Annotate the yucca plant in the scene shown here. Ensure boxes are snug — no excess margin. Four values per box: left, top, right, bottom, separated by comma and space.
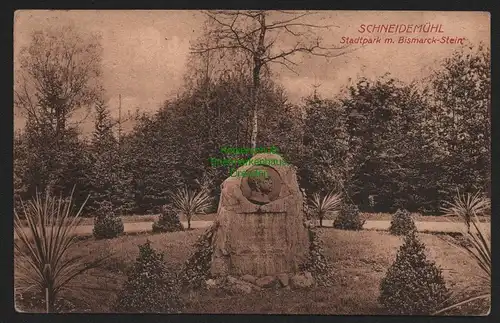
309, 191, 342, 227
434, 213, 491, 315
441, 189, 490, 233
14, 188, 109, 312
170, 186, 212, 230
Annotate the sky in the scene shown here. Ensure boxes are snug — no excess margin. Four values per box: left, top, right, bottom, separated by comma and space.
13, 10, 490, 133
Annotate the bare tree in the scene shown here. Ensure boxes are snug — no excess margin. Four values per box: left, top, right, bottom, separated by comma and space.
14, 24, 103, 141
191, 10, 353, 150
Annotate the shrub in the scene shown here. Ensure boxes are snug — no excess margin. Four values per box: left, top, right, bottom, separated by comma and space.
434, 213, 490, 315
152, 205, 184, 233
179, 222, 219, 288
114, 240, 181, 313
171, 186, 212, 229
14, 188, 108, 313
300, 228, 335, 287
441, 189, 490, 233
333, 204, 365, 230
379, 231, 450, 314
92, 201, 124, 239
309, 191, 342, 227
389, 209, 417, 235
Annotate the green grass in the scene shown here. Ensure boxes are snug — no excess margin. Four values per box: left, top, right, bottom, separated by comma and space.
15, 228, 489, 314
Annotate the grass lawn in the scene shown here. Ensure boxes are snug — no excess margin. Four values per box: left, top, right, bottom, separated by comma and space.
74, 212, 489, 226
15, 228, 488, 314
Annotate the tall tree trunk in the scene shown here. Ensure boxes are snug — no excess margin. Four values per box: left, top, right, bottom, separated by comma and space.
250, 12, 266, 152
250, 64, 261, 152
250, 94, 259, 151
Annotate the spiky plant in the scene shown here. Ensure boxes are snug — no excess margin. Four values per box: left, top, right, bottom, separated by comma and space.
14, 188, 109, 312
434, 213, 491, 315
441, 189, 490, 233
170, 186, 212, 230
309, 191, 342, 227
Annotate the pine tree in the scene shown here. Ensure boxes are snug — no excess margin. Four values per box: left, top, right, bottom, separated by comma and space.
379, 231, 450, 314
114, 241, 181, 313
333, 204, 365, 230
152, 205, 184, 233
88, 100, 119, 212
92, 200, 124, 239
389, 209, 417, 236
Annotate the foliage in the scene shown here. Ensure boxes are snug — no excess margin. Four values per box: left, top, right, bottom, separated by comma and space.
114, 241, 181, 313
428, 43, 491, 204
441, 189, 490, 232
87, 100, 136, 215
193, 10, 347, 150
152, 205, 184, 233
389, 209, 417, 236
14, 24, 103, 134
13, 36, 490, 217
301, 228, 335, 287
379, 231, 450, 314
92, 201, 124, 239
434, 214, 490, 314
342, 75, 432, 212
14, 24, 101, 210
179, 222, 219, 288
16, 123, 93, 208
308, 190, 342, 227
333, 204, 365, 230
14, 188, 108, 313
14, 132, 29, 214
170, 186, 212, 230
300, 94, 354, 195
126, 113, 182, 213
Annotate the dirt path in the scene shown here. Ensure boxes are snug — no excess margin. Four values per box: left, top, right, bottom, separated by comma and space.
16, 219, 488, 239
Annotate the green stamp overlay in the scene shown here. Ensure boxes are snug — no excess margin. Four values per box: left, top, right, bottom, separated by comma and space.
209, 146, 287, 177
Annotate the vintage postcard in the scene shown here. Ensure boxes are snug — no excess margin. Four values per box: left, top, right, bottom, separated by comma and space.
13, 10, 490, 315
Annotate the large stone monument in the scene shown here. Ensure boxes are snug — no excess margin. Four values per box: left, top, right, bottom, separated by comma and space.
210, 153, 310, 278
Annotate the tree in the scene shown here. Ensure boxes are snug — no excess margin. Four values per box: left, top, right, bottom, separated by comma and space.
15, 24, 103, 141
342, 75, 430, 212
428, 43, 491, 203
300, 93, 354, 196
191, 10, 351, 150
14, 24, 103, 202
88, 100, 136, 214
88, 100, 118, 212
14, 131, 28, 212
379, 231, 449, 314
114, 241, 181, 313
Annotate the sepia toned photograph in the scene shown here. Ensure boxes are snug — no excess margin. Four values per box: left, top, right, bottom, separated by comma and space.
13, 10, 490, 315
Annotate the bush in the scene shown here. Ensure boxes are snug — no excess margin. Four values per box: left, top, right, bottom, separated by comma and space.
179, 222, 218, 288
379, 231, 450, 314
152, 205, 184, 233
92, 201, 124, 239
389, 209, 417, 235
114, 240, 181, 313
333, 204, 365, 230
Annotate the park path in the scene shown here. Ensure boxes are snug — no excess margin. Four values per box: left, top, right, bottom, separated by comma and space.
15, 219, 488, 239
